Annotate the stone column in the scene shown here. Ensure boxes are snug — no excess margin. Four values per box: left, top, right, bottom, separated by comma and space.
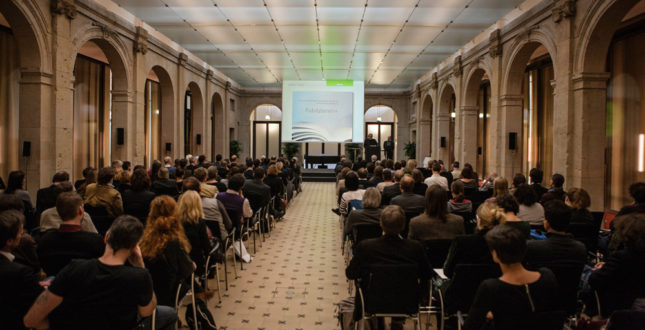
435, 114, 451, 163
416, 118, 431, 160
111, 90, 135, 162
132, 27, 148, 165
176, 53, 186, 158
204, 70, 213, 158
571, 72, 611, 210
498, 95, 523, 178
460, 105, 479, 167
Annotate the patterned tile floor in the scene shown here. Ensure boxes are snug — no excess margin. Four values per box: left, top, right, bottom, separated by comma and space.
204, 182, 436, 330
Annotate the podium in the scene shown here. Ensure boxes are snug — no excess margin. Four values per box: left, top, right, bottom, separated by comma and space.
365, 145, 380, 160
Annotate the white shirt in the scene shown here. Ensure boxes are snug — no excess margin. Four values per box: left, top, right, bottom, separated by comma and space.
424, 173, 449, 191
339, 189, 366, 216
0, 250, 15, 262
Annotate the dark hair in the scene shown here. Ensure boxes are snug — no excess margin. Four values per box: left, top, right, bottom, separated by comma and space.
432, 162, 441, 172
411, 169, 424, 183
253, 167, 266, 179
425, 185, 449, 221
566, 188, 590, 210
461, 166, 474, 180
453, 161, 460, 168
5, 171, 25, 194
56, 192, 83, 221
130, 169, 151, 191
107, 215, 144, 252
357, 168, 368, 179
52, 171, 70, 183
207, 166, 218, 180
383, 169, 393, 181
122, 161, 132, 171
552, 173, 565, 188
513, 184, 537, 206
400, 175, 414, 192
82, 167, 95, 179
0, 210, 23, 249
496, 193, 519, 214
151, 161, 162, 181
373, 166, 383, 179
175, 167, 185, 179
485, 225, 527, 264
614, 213, 645, 253
629, 182, 645, 203
529, 168, 543, 184
544, 199, 572, 231
194, 167, 208, 182
451, 180, 465, 203
0, 194, 25, 212
512, 173, 526, 187
380, 205, 406, 235
228, 174, 246, 191
216, 154, 222, 162
158, 167, 169, 179
345, 172, 359, 191
179, 158, 188, 169
198, 155, 206, 163
97, 167, 115, 185
182, 177, 201, 193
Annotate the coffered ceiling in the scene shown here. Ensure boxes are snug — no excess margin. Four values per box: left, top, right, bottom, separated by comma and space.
114, 0, 526, 88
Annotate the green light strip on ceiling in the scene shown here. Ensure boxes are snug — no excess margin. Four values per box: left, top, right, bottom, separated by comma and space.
326, 80, 354, 86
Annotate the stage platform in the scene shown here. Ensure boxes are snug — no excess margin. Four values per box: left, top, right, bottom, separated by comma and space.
301, 168, 336, 182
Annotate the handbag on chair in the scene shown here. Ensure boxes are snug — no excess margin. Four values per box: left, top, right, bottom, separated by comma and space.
185, 298, 217, 330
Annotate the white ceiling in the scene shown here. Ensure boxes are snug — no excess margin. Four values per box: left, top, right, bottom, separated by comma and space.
114, 0, 525, 88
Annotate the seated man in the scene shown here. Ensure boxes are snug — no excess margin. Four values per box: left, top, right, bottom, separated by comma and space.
182, 177, 232, 242
84, 167, 123, 218
216, 174, 253, 262
38, 192, 105, 276
24, 215, 176, 330
0, 210, 43, 329
390, 176, 425, 214
424, 162, 449, 191
346, 205, 430, 330
36, 171, 70, 216
205, 166, 227, 193
151, 167, 179, 199
243, 167, 271, 214
39, 182, 97, 233
381, 170, 404, 206
194, 167, 218, 198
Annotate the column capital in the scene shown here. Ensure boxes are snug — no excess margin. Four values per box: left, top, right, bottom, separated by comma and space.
572, 72, 611, 90
51, 0, 77, 20
460, 105, 479, 116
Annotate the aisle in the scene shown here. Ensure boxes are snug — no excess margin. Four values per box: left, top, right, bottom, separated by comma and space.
210, 182, 346, 330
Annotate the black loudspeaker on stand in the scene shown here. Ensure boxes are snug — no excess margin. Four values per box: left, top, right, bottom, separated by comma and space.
117, 128, 125, 145
508, 132, 517, 150
165, 143, 172, 152
22, 141, 31, 157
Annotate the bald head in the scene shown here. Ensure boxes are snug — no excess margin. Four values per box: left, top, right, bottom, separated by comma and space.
400, 175, 414, 193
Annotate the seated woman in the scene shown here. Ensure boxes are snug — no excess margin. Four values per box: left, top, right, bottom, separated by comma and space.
457, 166, 478, 190
344, 187, 382, 237
443, 201, 504, 278
2, 170, 36, 230
339, 172, 365, 217
408, 185, 464, 241
140, 195, 194, 306
514, 184, 545, 226
448, 180, 472, 214
178, 191, 211, 276
464, 225, 560, 330
486, 177, 509, 202
589, 213, 645, 318
497, 193, 530, 238
565, 188, 594, 225
412, 169, 429, 196
121, 169, 155, 224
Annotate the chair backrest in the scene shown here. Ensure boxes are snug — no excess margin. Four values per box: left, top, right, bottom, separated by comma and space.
543, 263, 584, 315
451, 211, 476, 234
361, 263, 420, 316
567, 222, 599, 252
403, 210, 421, 237
501, 310, 567, 330
352, 224, 382, 245
83, 204, 113, 236
422, 239, 453, 268
445, 263, 501, 313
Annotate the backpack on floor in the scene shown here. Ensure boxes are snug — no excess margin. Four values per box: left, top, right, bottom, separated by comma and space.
185, 298, 217, 330
335, 296, 356, 330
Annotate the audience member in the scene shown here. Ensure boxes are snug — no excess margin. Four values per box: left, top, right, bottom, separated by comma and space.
174, 167, 185, 192
76, 167, 97, 198
514, 184, 545, 226
497, 193, 530, 237
616, 182, 645, 216
464, 225, 560, 330
265, 165, 284, 199
84, 167, 124, 218
0, 210, 42, 329
490, 177, 509, 200
529, 168, 548, 201
540, 173, 566, 204
74, 167, 93, 190
411, 169, 428, 195
409, 185, 464, 241
151, 167, 180, 199
376, 169, 394, 193
39, 182, 97, 233
178, 191, 211, 276
565, 188, 593, 224
217, 174, 253, 262
510, 173, 527, 195
448, 180, 472, 213
122, 169, 155, 224
336, 167, 351, 197
150, 160, 162, 183
357, 168, 374, 189
141, 196, 194, 307
194, 167, 218, 198
424, 162, 449, 191
36, 171, 70, 216
381, 169, 404, 206
0, 195, 39, 272
344, 187, 382, 237
38, 192, 105, 276
458, 166, 479, 190
339, 172, 365, 216
479, 172, 498, 192
439, 160, 454, 188
3, 170, 35, 229
243, 167, 271, 214
368, 166, 384, 186
391, 176, 425, 214
206, 166, 227, 193
451, 161, 461, 180
182, 177, 232, 242
163, 156, 175, 178
24, 215, 175, 330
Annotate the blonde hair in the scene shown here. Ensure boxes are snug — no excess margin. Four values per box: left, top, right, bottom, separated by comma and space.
276, 161, 284, 171
178, 190, 204, 224
362, 187, 382, 209
406, 159, 417, 172
493, 177, 509, 198
476, 200, 506, 230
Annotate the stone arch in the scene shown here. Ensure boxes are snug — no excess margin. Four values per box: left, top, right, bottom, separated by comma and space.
185, 81, 204, 155
438, 83, 456, 115
144, 65, 174, 164
211, 91, 225, 159
420, 93, 434, 121
463, 66, 492, 108
0, 0, 48, 71
502, 31, 558, 96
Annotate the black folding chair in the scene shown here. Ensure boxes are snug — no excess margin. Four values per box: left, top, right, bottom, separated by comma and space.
542, 263, 584, 317
352, 224, 382, 248
451, 211, 475, 234
83, 204, 114, 236
567, 222, 600, 252
357, 264, 422, 329
423, 239, 453, 269
403, 210, 422, 237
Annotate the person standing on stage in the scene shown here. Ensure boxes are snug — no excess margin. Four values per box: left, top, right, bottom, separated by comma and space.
383, 136, 394, 160
364, 133, 379, 160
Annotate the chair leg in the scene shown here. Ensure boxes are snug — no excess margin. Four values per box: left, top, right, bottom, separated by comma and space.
190, 275, 198, 330
252, 225, 257, 254
224, 256, 229, 291
239, 239, 244, 271
231, 246, 238, 279
215, 263, 222, 303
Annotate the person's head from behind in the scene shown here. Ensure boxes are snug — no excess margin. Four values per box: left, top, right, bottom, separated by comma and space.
357, 168, 368, 179
158, 167, 169, 180
267, 164, 278, 176
411, 169, 424, 183
493, 177, 509, 197
614, 213, 645, 254
194, 167, 208, 183
629, 182, 645, 204
380, 205, 405, 236
105, 215, 144, 253
253, 167, 266, 180
383, 169, 393, 182
425, 185, 448, 221
175, 167, 185, 180
6, 170, 25, 193
485, 225, 527, 266
216, 154, 222, 162
514, 184, 537, 207
460, 166, 474, 180
97, 167, 115, 185
451, 180, 465, 202
496, 193, 519, 215
529, 168, 543, 184
512, 173, 526, 188
147, 195, 178, 224
0, 194, 25, 213
52, 171, 70, 184
476, 201, 506, 230
56, 192, 84, 222
400, 175, 414, 193
207, 166, 218, 181
0, 210, 24, 252
345, 172, 359, 191
432, 162, 441, 173
362, 187, 381, 210
198, 155, 206, 164
393, 170, 404, 182
565, 188, 590, 211
182, 176, 201, 194
373, 166, 384, 179
177, 190, 204, 224
543, 199, 571, 232
130, 169, 151, 191
228, 174, 246, 192
551, 173, 565, 188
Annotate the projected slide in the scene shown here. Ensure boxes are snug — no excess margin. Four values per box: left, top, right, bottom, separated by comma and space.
291, 91, 353, 142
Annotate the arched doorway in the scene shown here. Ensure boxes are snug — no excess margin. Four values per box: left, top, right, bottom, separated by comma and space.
365, 105, 397, 160
464, 68, 492, 177
419, 95, 433, 159
184, 82, 203, 156
250, 104, 282, 159
0, 13, 19, 181
438, 85, 456, 164
144, 66, 174, 167
211, 92, 225, 159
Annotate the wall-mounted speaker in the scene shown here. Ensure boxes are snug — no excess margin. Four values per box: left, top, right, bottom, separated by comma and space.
22, 141, 31, 157
509, 132, 517, 150
440, 137, 446, 148
117, 128, 125, 145
165, 143, 172, 152
477, 147, 482, 155
196, 134, 202, 145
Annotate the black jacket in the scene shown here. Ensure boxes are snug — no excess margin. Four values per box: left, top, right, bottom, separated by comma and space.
151, 179, 180, 199
381, 182, 401, 206
122, 189, 156, 223
264, 174, 284, 197
36, 184, 59, 215
391, 192, 425, 214
243, 179, 271, 213
0, 254, 43, 329
443, 230, 494, 278
525, 232, 587, 270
